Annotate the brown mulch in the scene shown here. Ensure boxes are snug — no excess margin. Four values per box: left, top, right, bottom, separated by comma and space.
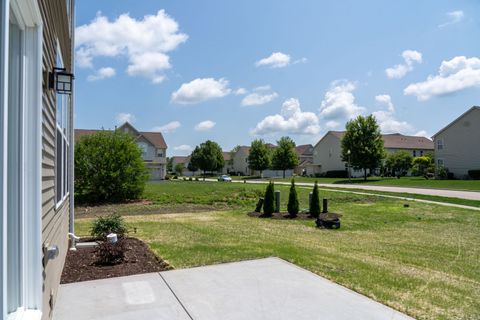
247, 211, 315, 220
60, 237, 172, 284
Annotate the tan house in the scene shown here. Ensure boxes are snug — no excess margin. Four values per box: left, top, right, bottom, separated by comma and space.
1, 0, 75, 319
312, 131, 434, 177
432, 106, 480, 178
75, 122, 168, 180
295, 144, 314, 175
171, 151, 232, 176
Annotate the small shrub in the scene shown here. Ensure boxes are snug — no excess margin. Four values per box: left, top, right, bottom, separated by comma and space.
436, 166, 448, 180
94, 239, 126, 265
173, 175, 178, 179
183, 177, 187, 181
164, 175, 171, 180
468, 169, 480, 180
189, 177, 193, 181
310, 181, 321, 218
263, 182, 275, 216
324, 170, 348, 178
195, 177, 199, 181
91, 213, 127, 239
287, 179, 299, 217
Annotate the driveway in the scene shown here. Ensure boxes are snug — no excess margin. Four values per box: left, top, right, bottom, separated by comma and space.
53, 257, 413, 320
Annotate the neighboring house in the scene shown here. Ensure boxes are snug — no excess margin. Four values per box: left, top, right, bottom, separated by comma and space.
1, 1, 75, 319
312, 131, 434, 177
432, 106, 480, 178
295, 144, 313, 175
222, 151, 234, 174
171, 156, 192, 175
75, 122, 168, 180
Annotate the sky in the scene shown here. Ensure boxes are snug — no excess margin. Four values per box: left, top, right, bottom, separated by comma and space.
74, 0, 480, 156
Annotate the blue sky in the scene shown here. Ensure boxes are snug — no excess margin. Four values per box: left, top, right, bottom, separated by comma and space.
74, 0, 480, 156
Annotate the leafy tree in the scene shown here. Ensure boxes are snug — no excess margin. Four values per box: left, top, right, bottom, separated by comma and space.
287, 179, 299, 217
248, 139, 271, 177
166, 157, 174, 173
309, 181, 321, 218
412, 155, 434, 178
229, 145, 241, 167
189, 140, 224, 180
174, 163, 184, 176
263, 182, 275, 217
385, 151, 413, 177
341, 115, 385, 180
271, 136, 299, 178
187, 159, 198, 176
75, 130, 148, 204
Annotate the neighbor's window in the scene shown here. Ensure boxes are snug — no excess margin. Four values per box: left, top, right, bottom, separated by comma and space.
138, 142, 148, 157
437, 159, 444, 167
413, 150, 416, 157
55, 42, 70, 206
437, 139, 444, 150
157, 149, 164, 157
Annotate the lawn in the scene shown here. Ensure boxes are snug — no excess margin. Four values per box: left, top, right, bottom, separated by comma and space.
269, 176, 480, 191
75, 181, 480, 320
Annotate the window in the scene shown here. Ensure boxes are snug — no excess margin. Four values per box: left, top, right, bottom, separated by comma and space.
437, 159, 444, 167
55, 42, 70, 207
437, 139, 444, 150
138, 142, 148, 157
413, 150, 416, 157
157, 149, 164, 157
420, 150, 423, 156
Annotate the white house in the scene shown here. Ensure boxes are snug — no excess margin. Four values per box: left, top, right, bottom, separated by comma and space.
1, 0, 75, 319
432, 106, 480, 178
312, 131, 434, 177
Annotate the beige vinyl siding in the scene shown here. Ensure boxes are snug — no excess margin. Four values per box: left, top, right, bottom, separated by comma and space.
39, 0, 73, 319
313, 133, 345, 173
434, 108, 480, 178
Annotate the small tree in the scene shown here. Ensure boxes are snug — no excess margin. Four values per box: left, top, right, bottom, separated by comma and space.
189, 141, 224, 180
271, 136, 299, 178
385, 151, 413, 177
309, 181, 321, 218
166, 157, 174, 173
412, 155, 434, 178
75, 130, 149, 204
248, 139, 271, 177
341, 115, 385, 180
287, 179, 299, 217
174, 163, 184, 176
187, 160, 198, 176
263, 182, 275, 217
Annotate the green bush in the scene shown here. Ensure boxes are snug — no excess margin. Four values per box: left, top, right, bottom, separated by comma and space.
468, 169, 480, 180
90, 213, 128, 239
310, 181, 321, 218
94, 239, 126, 265
436, 166, 448, 180
263, 182, 275, 216
325, 170, 348, 178
75, 131, 148, 204
287, 179, 299, 217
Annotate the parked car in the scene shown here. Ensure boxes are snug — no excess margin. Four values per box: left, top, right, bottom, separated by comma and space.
218, 174, 232, 182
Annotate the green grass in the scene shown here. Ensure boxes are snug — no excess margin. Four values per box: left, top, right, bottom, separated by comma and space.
271, 176, 480, 191
75, 181, 480, 320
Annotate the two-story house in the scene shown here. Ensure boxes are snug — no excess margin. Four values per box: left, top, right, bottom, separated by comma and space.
75, 122, 168, 180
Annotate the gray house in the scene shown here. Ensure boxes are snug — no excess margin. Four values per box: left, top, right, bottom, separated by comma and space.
432, 106, 480, 178
75, 122, 168, 180
1, 0, 75, 319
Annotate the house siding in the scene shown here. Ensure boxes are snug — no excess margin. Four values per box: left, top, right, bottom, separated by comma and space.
313, 133, 345, 173
434, 108, 480, 178
39, 0, 73, 319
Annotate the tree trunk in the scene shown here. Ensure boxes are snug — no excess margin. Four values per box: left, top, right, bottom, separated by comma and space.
203, 170, 206, 181
364, 168, 367, 181
283, 170, 286, 179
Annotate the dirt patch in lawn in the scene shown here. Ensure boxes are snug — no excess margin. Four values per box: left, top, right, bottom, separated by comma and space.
61, 237, 171, 284
247, 211, 315, 220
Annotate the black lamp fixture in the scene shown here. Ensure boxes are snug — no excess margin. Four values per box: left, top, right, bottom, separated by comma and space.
49, 67, 74, 94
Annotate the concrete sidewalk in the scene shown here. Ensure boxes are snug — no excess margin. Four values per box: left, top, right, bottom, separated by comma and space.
53, 258, 414, 320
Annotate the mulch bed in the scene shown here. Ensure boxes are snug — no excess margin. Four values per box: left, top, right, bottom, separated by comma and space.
247, 211, 315, 220
61, 237, 172, 284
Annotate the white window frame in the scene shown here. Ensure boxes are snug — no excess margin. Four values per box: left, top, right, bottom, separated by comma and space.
437, 159, 444, 167
1, 0, 43, 319
55, 41, 70, 209
437, 139, 444, 150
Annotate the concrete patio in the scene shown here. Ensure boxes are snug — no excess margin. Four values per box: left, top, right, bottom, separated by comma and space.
53, 257, 414, 320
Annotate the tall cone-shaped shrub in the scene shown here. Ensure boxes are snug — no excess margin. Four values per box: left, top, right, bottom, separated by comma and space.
310, 181, 321, 218
263, 182, 275, 217
287, 179, 299, 217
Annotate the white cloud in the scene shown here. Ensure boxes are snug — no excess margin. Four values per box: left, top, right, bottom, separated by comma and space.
372, 94, 415, 134
194, 120, 216, 131
251, 98, 320, 135
404, 56, 480, 100
116, 113, 135, 124
171, 78, 231, 104
414, 130, 429, 138
241, 92, 278, 106
374, 94, 394, 112
326, 120, 340, 129
87, 67, 116, 81
234, 88, 247, 95
319, 80, 366, 121
385, 50, 423, 79
174, 144, 193, 152
151, 121, 181, 133
438, 10, 464, 28
253, 85, 271, 91
255, 52, 291, 68
75, 10, 188, 83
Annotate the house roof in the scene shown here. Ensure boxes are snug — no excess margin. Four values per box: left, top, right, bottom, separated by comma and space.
295, 144, 313, 156
222, 152, 232, 161
74, 123, 168, 149
171, 156, 190, 164
315, 130, 433, 150
432, 106, 480, 138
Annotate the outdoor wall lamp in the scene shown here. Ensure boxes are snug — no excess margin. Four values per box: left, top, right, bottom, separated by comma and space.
49, 67, 74, 94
